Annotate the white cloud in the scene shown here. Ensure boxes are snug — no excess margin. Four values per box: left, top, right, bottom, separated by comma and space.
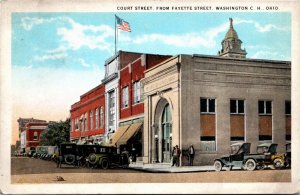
56, 18, 114, 52
33, 53, 67, 62
234, 18, 290, 33
20, 17, 57, 31
250, 50, 287, 60
129, 22, 228, 49
77, 58, 90, 68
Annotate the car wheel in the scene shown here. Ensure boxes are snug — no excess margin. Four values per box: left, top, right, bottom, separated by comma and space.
273, 158, 284, 169
101, 158, 109, 169
214, 160, 223, 172
88, 153, 98, 165
65, 155, 75, 165
245, 159, 256, 171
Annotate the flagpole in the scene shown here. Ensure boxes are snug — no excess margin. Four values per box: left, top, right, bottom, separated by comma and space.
115, 15, 117, 54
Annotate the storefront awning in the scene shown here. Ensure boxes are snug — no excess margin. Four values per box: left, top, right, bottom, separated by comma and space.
106, 125, 130, 146
117, 123, 142, 146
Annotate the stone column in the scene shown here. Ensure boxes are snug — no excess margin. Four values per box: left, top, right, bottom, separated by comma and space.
273, 97, 286, 153
216, 95, 230, 154
246, 97, 259, 153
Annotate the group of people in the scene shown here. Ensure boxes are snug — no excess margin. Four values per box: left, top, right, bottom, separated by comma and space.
171, 144, 195, 167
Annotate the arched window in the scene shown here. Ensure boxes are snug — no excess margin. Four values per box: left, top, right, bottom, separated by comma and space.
100, 107, 104, 128
95, 108, 99, 129
90, 111, 93, 130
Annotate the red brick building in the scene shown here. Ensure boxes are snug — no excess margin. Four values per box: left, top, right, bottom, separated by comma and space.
69, 51, 171, 154
70, 84, 106, 144
21, 122, 48, 153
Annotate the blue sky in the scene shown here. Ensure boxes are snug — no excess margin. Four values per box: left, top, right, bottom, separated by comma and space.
11, 12, 291, 143
12, 12, 291, 70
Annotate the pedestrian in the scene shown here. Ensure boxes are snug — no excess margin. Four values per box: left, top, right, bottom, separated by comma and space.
188, 144, 195, 166
121, 147, 129, 165
175, 145, 181, 167
171, 147, 177, 167
131, 148, 137, 164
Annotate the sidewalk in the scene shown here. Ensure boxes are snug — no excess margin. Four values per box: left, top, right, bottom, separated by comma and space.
128, 163, 215, 173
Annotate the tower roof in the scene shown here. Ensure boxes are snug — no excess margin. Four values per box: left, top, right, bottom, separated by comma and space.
224, 18, 239, 40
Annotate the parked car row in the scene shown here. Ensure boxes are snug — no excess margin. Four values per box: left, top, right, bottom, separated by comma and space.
28, 143, 129, 169
214, 142, 291, 171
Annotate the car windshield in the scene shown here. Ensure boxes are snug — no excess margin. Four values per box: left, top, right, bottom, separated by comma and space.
257, 146, 269, 154
231, 145, 241, 154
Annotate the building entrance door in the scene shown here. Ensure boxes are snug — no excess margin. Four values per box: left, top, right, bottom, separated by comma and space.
161, 104, 172, 163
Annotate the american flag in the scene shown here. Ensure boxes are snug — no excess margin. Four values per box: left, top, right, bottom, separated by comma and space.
116, 16, 131, 32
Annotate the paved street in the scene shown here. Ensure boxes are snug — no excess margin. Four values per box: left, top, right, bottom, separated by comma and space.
11, 157, 291, 183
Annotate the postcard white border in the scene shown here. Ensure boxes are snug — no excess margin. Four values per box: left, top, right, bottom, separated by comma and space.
1, 0, 299, 194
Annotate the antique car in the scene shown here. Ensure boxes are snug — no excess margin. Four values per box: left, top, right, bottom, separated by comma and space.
87, 146, 129, 169
57, 143, 78, 167
214, 142, 284, 171
256, 143, 285, 169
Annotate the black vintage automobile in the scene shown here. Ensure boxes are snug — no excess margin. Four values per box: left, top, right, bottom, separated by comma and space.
87, 146, 129, 169
57, 143, 129, 169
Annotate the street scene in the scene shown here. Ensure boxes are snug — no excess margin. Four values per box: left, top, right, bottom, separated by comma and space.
12, 157, 291, 183
9, 9, 292, 188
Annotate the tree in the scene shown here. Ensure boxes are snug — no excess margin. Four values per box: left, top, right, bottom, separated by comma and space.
40, 118, 70, 146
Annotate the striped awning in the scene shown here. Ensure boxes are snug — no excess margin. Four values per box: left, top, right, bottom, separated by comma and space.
117, 123, 142, 146
105, 125, 130, 146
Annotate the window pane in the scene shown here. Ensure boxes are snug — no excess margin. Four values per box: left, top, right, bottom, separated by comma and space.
209, 99, 215, 113
285, 101, 291, 115
230, 100, 236, 113
200, 98, 207, 112
258, 101, 264, 114
266, 101, 272, 114
238, 100, 244, 114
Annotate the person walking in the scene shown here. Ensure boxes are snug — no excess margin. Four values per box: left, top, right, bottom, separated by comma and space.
131, 148, 137, 164
175, 145, 181, 167
188, 144, 195, 166
171, 147, 177, 167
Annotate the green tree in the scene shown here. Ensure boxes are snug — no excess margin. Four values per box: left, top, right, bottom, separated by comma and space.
40, 118, 70, 146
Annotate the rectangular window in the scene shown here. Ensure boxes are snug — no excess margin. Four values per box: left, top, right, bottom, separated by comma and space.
33, 132, 38, 141
200, 98, 215, 113
259, 100, 272, 141
108, 91, 115, 126
200, 97, 216, 151
258, 100, 272, 115
133, 81, 141, 104
122, 87, 129, 108
230, 99, 244, 114
286, 101, 291, 140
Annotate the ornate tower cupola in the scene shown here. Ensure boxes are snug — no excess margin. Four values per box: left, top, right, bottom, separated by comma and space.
218, 18, 247, 58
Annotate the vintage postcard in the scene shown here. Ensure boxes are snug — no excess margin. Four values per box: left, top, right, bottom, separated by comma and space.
0, 0, 299, 194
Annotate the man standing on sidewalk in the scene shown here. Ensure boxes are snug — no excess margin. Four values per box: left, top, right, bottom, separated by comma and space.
188, 144, 195, 166
171, 147, 177, 166
175, 145, 181, 167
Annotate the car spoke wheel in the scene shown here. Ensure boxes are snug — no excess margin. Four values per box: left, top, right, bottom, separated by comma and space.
214, 160, 223, 172
273, 158, 283, 169
245, 159, 256, 171
88, 153, 98, 165
101, 158, 109, 169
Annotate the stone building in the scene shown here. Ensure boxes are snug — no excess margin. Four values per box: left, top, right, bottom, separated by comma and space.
142, 18, 291, 165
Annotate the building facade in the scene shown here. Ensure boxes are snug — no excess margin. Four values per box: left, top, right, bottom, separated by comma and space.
17, 117, 47, 153
142, 19, 291, 165
21, 122, 49, 153
70, 84, 106, 144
